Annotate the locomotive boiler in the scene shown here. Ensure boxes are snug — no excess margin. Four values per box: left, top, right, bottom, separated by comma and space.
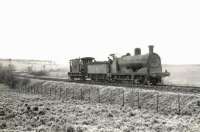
68, 45, 169, 85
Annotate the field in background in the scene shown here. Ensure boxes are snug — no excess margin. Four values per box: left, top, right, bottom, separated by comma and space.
1, 58, 200, 86
163, 65, 200, 86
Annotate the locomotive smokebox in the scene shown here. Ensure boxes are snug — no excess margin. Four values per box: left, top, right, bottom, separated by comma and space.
134, 48, 141, 56
149, 45, 154, 54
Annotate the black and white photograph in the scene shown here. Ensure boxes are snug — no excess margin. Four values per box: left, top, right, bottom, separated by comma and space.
1, 0, 200, 131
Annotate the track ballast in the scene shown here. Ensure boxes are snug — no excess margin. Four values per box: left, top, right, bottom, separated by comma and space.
15, 74, 200, 94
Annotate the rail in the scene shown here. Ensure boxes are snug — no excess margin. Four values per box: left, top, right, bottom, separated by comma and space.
15, 74, 200, 94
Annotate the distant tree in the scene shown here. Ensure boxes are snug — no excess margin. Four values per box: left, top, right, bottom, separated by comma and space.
0, 64, 19, 88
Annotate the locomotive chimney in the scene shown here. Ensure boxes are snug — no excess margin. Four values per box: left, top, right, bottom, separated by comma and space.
149, 45, 154, 54
134, 48, 141, 56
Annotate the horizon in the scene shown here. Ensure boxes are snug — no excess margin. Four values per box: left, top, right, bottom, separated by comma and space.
1, 57, 200, 66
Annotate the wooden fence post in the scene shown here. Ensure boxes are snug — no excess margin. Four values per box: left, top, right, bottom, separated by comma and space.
23, 85, 25, 93
25, 85, 27, 93
72, 88, 74, 99
42, 85, 44, 95
27, 85, 29, 93
131, 89, 134, 108
110, 90, 112, 104
39, 86, 41, 95
59, 87, 62, 100
98, 88, 100, 103
55, 87, 57, 98
27, 85, 30, 94
80, 88, 83, 100
19, 84, 21, 93
29, 85, 32, 94
36, 87, 38, 94
89, 88, 91, 102
34, 86, 35, 94
49, 87, 51, 97
31, 86, 33, 94
177, 94, 181, 115
42, 86, 45, 96
137, 91, 140, 109
122, 89, 125, 107
31, 86, 34, 94
39, 86, 42, 94
156, 93, 159, 112
65, 88, 68, 100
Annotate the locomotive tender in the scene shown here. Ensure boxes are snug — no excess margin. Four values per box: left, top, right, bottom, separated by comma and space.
68, 45, 169, 85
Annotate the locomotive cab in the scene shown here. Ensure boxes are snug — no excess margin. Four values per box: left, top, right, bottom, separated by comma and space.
68, 57, 94, 80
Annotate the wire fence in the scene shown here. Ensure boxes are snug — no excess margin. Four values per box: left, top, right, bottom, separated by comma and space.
13, 82, 200, 115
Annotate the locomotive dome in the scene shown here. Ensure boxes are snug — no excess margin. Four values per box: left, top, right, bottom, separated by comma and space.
118, 45, 161, 67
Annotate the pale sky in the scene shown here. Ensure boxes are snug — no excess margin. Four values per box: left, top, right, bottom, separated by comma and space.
0, 0, 200, 65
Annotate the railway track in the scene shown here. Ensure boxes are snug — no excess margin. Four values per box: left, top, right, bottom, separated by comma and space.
15, 74, 200, 94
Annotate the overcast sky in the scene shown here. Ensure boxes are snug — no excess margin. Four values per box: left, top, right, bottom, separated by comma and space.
0, 0, 200, 65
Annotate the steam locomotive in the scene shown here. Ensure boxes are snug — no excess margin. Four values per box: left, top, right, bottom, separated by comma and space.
68, 45, 169, 85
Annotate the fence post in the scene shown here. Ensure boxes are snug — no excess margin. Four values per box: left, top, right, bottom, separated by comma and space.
42, 86, 45, 96
27, 85, 29, 94
23, 85, 25, 93
72, 88, 74, 99
31, 86, 32, 94
88, 88, 91, 102
39, 86, 41, 95
49, 87, 51, 97
18, 85, 20, 93
98, 88, 100, 103
27, 85, 29, 93
156, 93, 159, 112
33, 85, 35, 94
177, 94, 181, 115
131, 89, 134, 108
38, 86, 40, 94
65, 88, 68, 100
55, 87, 57, 98
37, 84, 40, 94
29, 85, 31, 94
80, 88, 83, 100
31, 86, 33, 94
24, 85, 26, 93
122, 89, 125, 107
110, 90, 112, 104
41, 85, 43, 95
137, 91, 140, 109
59, 87, 62, 100
34, 85, 36, 94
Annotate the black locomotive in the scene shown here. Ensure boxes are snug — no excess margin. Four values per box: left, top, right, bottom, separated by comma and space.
68, 45, 169, 85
